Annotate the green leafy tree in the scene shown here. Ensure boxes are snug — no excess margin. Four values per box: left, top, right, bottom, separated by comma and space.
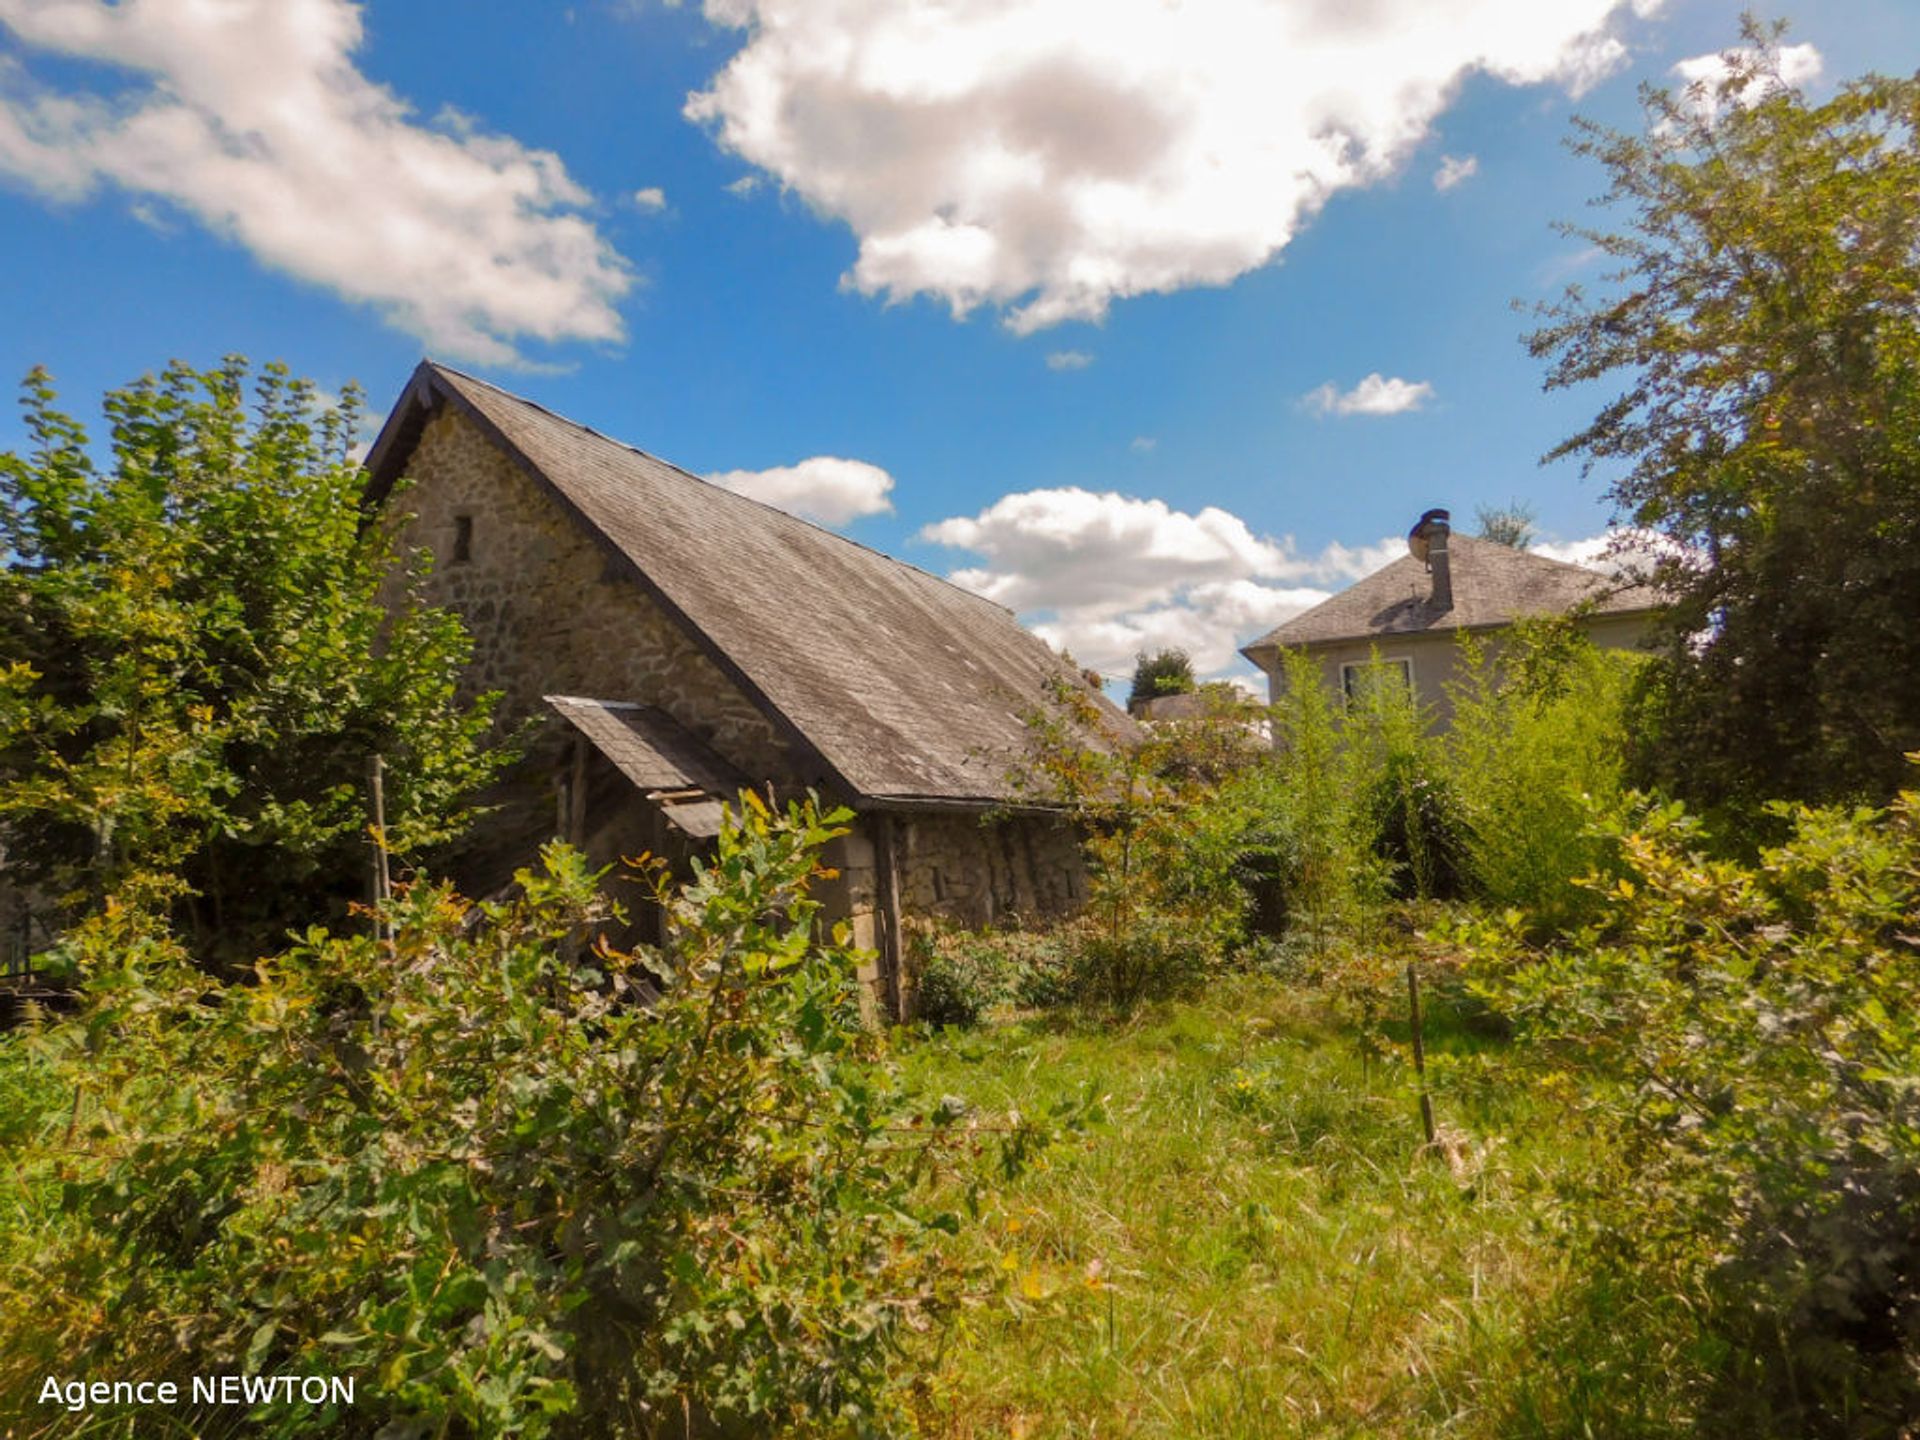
1473, 500, 1537, 549
0, 358, 506, 963
1528, 23, 1920, 810
1127, 647, 1196, 707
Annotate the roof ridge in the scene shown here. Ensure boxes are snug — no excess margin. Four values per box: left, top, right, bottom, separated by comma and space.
1240, 529, 1660, 658
425, 361, 1019, 620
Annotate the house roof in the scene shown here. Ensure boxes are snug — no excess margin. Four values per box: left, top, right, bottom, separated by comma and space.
546, 696, 744, 838
1241, 533, 1662, 666
365, 362, 1132, 807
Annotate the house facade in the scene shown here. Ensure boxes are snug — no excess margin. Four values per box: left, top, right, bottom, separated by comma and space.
1241, 508, 1661, 723
362, 363, 1123, 1018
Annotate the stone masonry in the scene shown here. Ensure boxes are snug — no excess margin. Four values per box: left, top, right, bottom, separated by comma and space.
377, 405, 1088, 1006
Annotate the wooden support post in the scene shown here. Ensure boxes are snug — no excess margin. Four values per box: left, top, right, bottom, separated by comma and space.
872, 813, 908, 1024
567, 736, 589, 848
1408, 961, 1437, 1148
367, 754, 391, 943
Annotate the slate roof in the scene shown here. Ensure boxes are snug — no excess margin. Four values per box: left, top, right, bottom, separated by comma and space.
1242, 534, 1662, 666
546, 696, 744, 838
365, 362, 1131, 807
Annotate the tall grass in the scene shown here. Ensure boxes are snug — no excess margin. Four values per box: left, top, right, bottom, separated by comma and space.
1441, 621, 1639, 933
901, 975, 1607, 1439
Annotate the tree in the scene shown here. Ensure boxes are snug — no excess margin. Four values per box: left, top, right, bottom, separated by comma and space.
0, 358, 507, 964
1473, 500, 1537, 549
1128, 647, 1196, 707
1528, 22, 1920, 810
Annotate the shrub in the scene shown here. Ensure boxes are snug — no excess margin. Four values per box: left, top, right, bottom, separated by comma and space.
1341, 652, 1468, 902
1127, 647, 1196, 707
0, 795, 1011, 1439
1263, 649, 1373, 948
1012, 679, 1251, 1011
1465, 778, 1920, 1434
911, 924, 1076, 1026
1443, 619, 1639, 933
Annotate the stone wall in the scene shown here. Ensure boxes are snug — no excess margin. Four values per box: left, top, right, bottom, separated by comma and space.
378, 403, 1091, 1006
378, 406, 808, 891
821, 809, 1087, 1016
894, 811, 1083, 925
382, 407, 798, 782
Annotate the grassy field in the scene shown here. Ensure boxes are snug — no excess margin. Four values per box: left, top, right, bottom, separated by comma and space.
901, 972, 1607, 1440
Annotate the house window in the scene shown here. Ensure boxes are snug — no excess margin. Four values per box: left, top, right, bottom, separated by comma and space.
451, 514, 473, 564
1341, 657, 1413, 703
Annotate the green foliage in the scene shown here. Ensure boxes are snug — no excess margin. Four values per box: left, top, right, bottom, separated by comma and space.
1262, 648, 1368, 946
1260, 647, 1451, 942
910, 924, 1076, 1027
1465, 778, 1920, 1434
1473, 501, 1538, 550
1, 795, 1010, 1438
1343, 652, 1466, 903
1443, 621, 1638, 934
0, 358, 506, 964
1013, 678, 1254, 1010
1126, 647, 1196, 707
1529, 23, 1920, 808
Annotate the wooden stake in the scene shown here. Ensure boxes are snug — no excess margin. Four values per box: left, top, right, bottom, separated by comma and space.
1408, 960, 1438, 1149
367, 754, 391, 943
873, 813, 908, 1024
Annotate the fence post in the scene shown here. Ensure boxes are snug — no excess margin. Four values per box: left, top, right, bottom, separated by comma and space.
1408, 961, 1438, 1148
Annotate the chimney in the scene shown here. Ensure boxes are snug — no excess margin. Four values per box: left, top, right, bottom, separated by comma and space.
1407, 508, 1453, 611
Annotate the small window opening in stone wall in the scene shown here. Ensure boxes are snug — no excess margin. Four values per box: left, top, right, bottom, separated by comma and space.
451, 514, 474, 564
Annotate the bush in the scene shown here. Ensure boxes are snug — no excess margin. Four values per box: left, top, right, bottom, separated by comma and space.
1443, 619, 1639, 934
1360, 758, 1469, 901
1012, 679, 1253, 1011
1465, 778, 1920, 1434
911, 924, 1076, 1027
1, 796, 1010, 1439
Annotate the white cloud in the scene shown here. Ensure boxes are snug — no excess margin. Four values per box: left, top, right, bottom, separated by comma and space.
0, 0, 630, 365
1532, 526, 1694, 577
707, 455, 895, 526
1433, 153, 1480, 190
724, 174, 761, 197
921, 486, 1399, 679
685, 0, 1656, 331
1045, 349, 1093, 371
1304, 373, 1434, 418
1672, 41, 1821, 117
632, 185, 668, 210
1130, 436, 1156, 453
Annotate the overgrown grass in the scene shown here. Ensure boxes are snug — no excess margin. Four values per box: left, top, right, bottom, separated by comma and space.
901, 972, 1599, 1439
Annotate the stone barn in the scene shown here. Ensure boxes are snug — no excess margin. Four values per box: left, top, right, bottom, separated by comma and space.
362, 362, 1128, 1017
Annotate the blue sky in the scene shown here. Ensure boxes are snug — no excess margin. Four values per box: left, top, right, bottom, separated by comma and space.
2, 0, 1916, 686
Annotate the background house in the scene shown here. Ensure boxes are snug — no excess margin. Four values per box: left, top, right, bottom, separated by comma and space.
363, 363, 1130, 1018
1241, 508, 1661, 723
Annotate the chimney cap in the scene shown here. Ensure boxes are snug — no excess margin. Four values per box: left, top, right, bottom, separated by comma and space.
1407, 507, 1451, 564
